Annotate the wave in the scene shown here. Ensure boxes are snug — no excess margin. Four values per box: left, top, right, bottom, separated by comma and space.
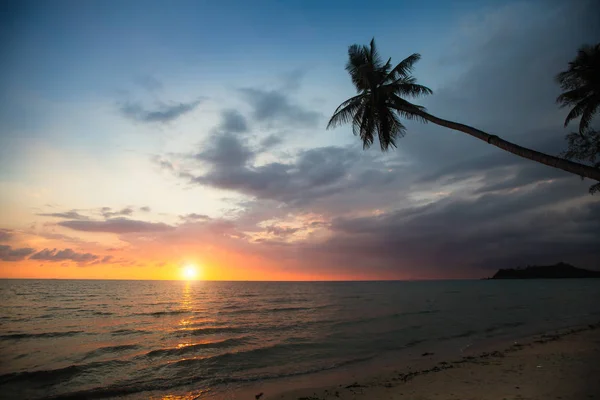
165, 341, 325, 370
484, 321, 525, 334
110, 328, 150, 336
145, 337, 248, 358
43, 354, 373, 400
91, 311, 114, 316
136, 309, 191, 317
0, 330, 83, 340
264, 306, 313, 313
173, 326, 245, 336
81, 344, 140, 361
440, 330, 478, 340
0, 360, 131, 386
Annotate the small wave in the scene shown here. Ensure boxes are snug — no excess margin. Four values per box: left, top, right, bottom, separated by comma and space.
174, 326, 244, 336
110, 328, 150, 336
484, 321, 524, 334
0, 360, 131, 386
91, 311, 114, 316
405, 338, 426, 347
392, 309, 440, 317
137, 310, 191, 317
34, 313, 55, 319
265, 306, 313, 313
0, 330, 83, 340
441, 330, 477, 340
166, 341, 321, 370
145, 337, 248, 358
81, 344, 140, 361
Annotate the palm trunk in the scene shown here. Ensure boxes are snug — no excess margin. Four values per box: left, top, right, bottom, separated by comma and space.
414, 110, 600, 182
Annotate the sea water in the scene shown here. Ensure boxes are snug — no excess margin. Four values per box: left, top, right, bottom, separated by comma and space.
1, 279, 600, 399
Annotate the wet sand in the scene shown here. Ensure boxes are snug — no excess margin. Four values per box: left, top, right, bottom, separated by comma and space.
252, 323, 600, 400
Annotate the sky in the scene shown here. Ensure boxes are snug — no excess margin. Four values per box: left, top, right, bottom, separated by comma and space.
1, 0, 599, 280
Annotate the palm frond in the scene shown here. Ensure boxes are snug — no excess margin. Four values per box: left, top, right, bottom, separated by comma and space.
557, 88, 592, 107
358, 102, 376, 149
377, 106, 405, 150
394, 82, 433, 98
564, 98, 590, 128
579, 102, 599, 133
346, 44, 370, 91
327, 94, 367, 129
385, 53, 421, 83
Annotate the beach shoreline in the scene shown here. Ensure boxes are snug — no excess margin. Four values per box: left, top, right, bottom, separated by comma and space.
227, 322, 600, 400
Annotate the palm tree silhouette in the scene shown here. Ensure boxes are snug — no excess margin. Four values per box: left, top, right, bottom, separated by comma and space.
556, 43, 599, 135
327, 39, 600, 182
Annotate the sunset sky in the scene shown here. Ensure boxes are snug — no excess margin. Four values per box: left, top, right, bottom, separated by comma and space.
1, 0, 598, 280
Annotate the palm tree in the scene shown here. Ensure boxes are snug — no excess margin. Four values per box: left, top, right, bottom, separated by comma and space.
327, 39, 600, 182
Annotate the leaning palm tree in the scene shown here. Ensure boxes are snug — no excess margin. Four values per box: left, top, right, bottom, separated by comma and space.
556, 43, 600, 135
327, 39, 600, 182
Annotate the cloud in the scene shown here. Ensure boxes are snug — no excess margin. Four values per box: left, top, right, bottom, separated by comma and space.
101, 207, 134, 218
140, 206, 151, 212
37, 210, 89, 220
118, 99, 203, 123
219, 109, 249, 133
266, 225, 299, 236
259, 134, 284, 150
179, 213, 211, 222
152, 156, 175, 171
186, 139, 364, 205
0, 229, 13, 242
318, 177, 599, 272
30, 248, 100, 263
0, 245, 35, 261
239, 87, 321, 128
58, 218, 174, 234
193, 133, 255, 168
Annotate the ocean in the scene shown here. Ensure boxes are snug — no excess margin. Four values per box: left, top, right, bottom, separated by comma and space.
1, 279, 600, 399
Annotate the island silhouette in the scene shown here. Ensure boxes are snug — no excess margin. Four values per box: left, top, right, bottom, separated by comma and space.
490, 262, 600, 279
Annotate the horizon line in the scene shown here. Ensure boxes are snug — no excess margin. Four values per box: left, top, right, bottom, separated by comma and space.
0, 277, 480, 282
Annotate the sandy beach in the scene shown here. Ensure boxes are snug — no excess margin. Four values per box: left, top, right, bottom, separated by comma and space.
251, 323, 600, 400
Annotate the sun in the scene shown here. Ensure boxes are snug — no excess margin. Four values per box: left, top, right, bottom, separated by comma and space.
181, 264, 199, 281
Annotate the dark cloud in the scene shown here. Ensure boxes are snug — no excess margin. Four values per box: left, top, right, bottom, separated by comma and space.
319, 178, 599, 272
259, 134, 284, 150
239, 87, 321, 128
0, 229, 13, 242
101, 207, 134, 218
37, 210, 89, 220
119, 99, 202, 123
59, 218, 174, 234
186, 137, 363, 205
219, 109, 249, 133
140, 206, 151, 212
193, 133, 255, 168
179, 213, 211, 222
30, 248, 99, 263
0, 244, 34, 261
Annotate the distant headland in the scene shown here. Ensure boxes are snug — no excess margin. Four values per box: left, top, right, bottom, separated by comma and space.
489, 262, 600, 279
